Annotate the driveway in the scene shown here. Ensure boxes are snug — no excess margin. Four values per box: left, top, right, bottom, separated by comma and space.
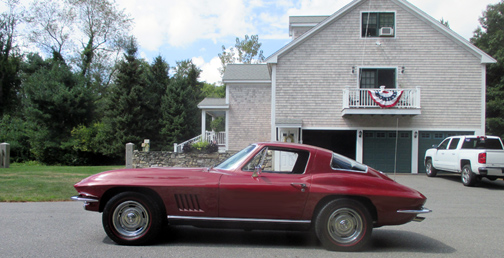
1, 173, 503, 257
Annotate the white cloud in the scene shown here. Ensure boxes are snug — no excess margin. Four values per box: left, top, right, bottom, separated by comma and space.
408, 0, 496, 39
118, 0, 255, 50
192, 56, 222, 85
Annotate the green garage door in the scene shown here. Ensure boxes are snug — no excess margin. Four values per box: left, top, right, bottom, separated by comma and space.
363, 131, 412, 173
417, 131, 473, 173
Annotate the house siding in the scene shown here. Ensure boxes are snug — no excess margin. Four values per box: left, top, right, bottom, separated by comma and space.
228, 84, 271, 151
274, 0, 483, 131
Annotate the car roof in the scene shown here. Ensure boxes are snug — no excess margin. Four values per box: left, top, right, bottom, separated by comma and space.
449, 135, 501, 139
255, 142, 333, 153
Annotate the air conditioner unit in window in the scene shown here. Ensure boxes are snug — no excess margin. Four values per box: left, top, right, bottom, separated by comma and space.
379, 27, 394, 36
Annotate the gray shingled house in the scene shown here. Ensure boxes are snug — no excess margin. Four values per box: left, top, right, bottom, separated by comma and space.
198, 0, 496, 174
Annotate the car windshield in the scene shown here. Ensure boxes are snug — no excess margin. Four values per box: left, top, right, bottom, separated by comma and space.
215, 144, 258, 170
331, 153, 367, 172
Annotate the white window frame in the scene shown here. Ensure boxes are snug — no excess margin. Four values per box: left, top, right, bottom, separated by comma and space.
360, 11, 397, 39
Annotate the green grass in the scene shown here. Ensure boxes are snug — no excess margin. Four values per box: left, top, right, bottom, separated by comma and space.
0, 163, 123, 202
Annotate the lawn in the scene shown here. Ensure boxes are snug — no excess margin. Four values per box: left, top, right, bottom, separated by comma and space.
0, 163, 123, 202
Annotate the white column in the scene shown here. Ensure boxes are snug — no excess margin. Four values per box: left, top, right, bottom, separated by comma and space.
201, 110, 206, 141
225, 110, 229, 151
270, 64, 277, 141
411, 130, 419, 174
356, 130, 363, 163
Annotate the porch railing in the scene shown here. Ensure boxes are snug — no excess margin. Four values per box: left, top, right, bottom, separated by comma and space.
174, 131, 226, 153
342, 87, 421, 109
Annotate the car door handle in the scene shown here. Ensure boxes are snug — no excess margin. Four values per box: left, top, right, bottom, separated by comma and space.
291, 183, 306, 188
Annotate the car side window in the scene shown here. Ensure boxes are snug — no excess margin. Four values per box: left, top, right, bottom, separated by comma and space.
448, 138, 460, 150
243, 147, 309, 174
438, 139, 450, 150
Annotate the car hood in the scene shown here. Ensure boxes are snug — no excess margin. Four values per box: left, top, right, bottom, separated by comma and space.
75, 167, 220, 187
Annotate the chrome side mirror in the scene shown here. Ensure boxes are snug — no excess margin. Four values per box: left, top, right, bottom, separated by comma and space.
252, 166, 262, 178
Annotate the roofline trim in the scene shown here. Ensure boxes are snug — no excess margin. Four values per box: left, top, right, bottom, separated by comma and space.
266, 0, 363, 64
222, 80, 272, 84
393, 0, 496, 64
266, 0, 496, 64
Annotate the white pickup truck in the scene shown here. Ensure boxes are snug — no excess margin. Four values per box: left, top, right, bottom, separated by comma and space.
424, 135, 504, 186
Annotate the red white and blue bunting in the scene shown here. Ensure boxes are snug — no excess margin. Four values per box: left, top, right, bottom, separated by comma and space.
368, 87, 404, 108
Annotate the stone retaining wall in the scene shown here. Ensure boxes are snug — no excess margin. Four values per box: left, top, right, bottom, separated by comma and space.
133, 151, 236, 168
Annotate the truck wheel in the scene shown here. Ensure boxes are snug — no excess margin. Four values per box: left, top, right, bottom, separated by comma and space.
461, 164, 479, 187
425, 159, 437, 177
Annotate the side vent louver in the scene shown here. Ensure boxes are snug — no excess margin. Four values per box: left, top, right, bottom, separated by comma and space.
174, 194, 203, 212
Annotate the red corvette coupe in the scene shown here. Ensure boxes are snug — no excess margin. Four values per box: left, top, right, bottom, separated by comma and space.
72, 142, 430, 251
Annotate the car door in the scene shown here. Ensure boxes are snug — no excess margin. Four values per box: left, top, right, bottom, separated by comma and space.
218, 147, 311, 220
433, 138, 451, 170
445, 137, 461, 171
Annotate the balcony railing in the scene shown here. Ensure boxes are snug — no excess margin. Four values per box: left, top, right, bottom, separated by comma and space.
174, 131, 226, 153
342, 87, 421, 116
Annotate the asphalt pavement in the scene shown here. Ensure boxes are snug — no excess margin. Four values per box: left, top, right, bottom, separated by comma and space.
1, 173, 504, 258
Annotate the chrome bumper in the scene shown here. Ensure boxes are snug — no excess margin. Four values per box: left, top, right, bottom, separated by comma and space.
397, 207, 432, 222
397, 207, 432, 214
71, 196, 99, 203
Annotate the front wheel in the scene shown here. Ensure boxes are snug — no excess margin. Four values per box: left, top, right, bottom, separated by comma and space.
103, 192, 164, 245
315, 199, 372, 251
461, 164, 479, 187
425, 159, 437, 177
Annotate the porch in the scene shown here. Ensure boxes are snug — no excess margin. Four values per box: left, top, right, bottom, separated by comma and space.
342, 87, 421, 116
173, 131, 227, 153
173, 98, 228, 153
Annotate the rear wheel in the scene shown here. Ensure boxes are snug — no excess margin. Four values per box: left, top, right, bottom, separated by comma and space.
425, 159, 437, 177
103, 192, 164, 245
315, 199, 372, 251
461, 164, 479, 187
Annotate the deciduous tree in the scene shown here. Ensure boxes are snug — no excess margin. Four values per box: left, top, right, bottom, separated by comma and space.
218, 34, 265, 76
0, 0, 22, 116
471, 1, 504, 138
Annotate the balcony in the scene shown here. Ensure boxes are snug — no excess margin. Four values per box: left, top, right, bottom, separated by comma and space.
342, 87, 421, 116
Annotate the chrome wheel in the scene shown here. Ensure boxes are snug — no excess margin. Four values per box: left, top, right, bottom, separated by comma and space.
461, 164, 478, 186
461, 167, 470, 184
103, 192, 164, 245
315, 199, 372, 251
425, 160, 437, 177
327, 208, 363, 244
112, 200, 150, 239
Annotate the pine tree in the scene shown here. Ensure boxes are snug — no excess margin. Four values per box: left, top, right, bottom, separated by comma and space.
160, 60, 203, 149
144, 56, 170, 150
99, 38, 149, 157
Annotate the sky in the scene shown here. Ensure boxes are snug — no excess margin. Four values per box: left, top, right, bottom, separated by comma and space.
2, 0, 500, 85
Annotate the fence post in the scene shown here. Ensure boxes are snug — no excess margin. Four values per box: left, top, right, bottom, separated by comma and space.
1, 143, 10, 168
126, 143, 134, 169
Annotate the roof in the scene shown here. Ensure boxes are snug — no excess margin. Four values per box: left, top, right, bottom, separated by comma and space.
198, 98, 228, 117
289, 16, 329, 24
197, 98, 228, 109
222, 64, 271, 83
266, 0, 496, 64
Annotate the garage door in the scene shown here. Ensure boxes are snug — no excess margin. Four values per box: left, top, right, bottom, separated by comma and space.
303, 130, 357, 160
417, 131, 473, 173
363, 131, 412, 173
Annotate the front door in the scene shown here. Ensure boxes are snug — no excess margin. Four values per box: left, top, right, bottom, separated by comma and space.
218, 147, 310, 220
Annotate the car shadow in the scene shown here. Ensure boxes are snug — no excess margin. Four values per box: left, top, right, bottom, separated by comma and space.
100, 226, 454, 254
371, 229, 455, 254
436, 173, 504, 190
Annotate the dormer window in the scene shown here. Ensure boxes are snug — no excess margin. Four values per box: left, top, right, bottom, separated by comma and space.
362, 12, 395, 37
